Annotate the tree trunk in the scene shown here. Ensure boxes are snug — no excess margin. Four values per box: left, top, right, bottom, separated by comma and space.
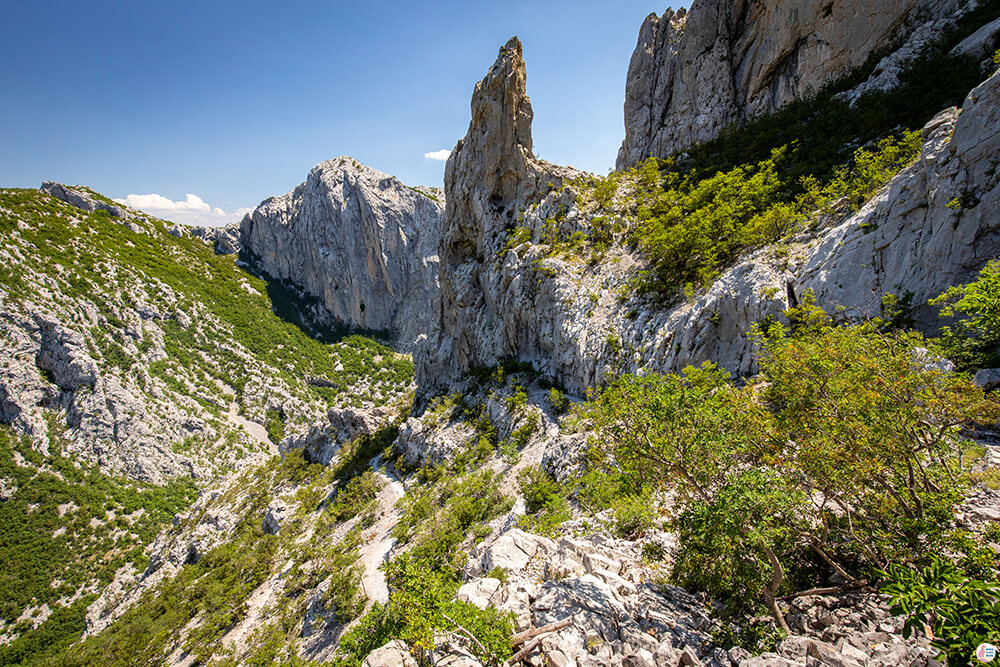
761, 543, 791, 634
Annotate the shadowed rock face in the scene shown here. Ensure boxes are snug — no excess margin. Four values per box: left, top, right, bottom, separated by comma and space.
238, 158, 444, 350
616, 0, 962, 168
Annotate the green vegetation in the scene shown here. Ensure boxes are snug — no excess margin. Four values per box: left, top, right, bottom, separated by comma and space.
582, 296, 998, 635
0, 189, 413, 414
56, 522, 280, 666
333, 556, 513, 667
266, 408, 287, 444
885, 557, 1000, 666
0, 427, 197, 665
931, 258, 1000, 371
516, 466, 571, 537
333, 433, 514, 666
394, 465, 510, 573
548, 387, 570, 415
534, 9, 1000, 300
627, 132, 920, 298
46, 432, 391, 666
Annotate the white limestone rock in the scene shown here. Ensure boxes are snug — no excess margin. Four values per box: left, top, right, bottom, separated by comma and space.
417, 58, 1000, 400
798, 71, 1000, 324
617, 0, 968, 167
41, 181, 135, 219
362, 640, 418, 667
239, 157, 444, 350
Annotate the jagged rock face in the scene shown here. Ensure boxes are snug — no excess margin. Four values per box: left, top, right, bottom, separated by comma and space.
190, 223, 240, 255
239, 158, 444, 349
798, 71, 1000, 321
41, 181, 135, 220
617, 0, 960, 167
419, 38, 1000, 402
418, 38, 578, 398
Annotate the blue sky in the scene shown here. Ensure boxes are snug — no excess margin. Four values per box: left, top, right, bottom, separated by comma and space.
1, 1, 680, 226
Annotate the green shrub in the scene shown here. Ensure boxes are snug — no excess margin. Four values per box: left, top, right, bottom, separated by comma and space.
517, 466, 571, 536
610, 492, 656, 539
328, 470, 382, 522
548, 387, 570, 415
931, 258, 1000, 370
884, 556, 1000, 666
584, 302, 998, 630
265, 408, 286, 444
632, 133, 920, 299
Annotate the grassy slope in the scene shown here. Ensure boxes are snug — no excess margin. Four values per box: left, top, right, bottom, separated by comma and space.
0, 187, 414, 665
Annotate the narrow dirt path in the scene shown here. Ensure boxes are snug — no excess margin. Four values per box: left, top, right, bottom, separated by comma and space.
357, 455, 405, 604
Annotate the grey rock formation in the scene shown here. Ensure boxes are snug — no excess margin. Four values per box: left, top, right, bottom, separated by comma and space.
974, 368, 1000, 392
416, 37, 579, 398
239, 157, 444, 349
447, 519, 934, 667
190, 223, 241, 255
361, 640, 417, 667
41, 181, 134, 219
951, 17, 1000, 60
418, 40, 1000, 402
798, 72, 1000, 322
281, 405, 390, 465
617, 0, 964, 167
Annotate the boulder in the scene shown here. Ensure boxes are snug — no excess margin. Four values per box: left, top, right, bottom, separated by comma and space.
362, 640, 417, 667
974, 368, 1000, 392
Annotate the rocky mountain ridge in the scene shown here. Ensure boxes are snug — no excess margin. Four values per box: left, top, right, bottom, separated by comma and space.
237, 157, 444, 350
618, 0, 970, 167
3, 2, 1000, 666
416, 27, 1000, 402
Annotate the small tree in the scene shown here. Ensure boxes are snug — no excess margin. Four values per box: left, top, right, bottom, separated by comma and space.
761, 303, 1000, 572
673, 468, 805, 632
585, 362, 767, 501
931, 258, 1000, 370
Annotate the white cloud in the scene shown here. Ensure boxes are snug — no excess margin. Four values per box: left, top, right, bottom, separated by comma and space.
114, 193, 249, 227
424, 149, 451, 161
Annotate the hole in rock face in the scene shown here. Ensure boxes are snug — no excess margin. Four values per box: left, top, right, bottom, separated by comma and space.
489, 193, 505, 213
821, 2, 833, 18
359, 303, 365, 314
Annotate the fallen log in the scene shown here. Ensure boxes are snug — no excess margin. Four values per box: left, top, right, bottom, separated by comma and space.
507, 618, 573, 665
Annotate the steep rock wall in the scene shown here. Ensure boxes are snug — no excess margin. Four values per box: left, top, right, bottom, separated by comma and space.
239, 158, 444, 349
417, 37, 579, 397
418, 34, 1000, 401
617, 0, 963, 168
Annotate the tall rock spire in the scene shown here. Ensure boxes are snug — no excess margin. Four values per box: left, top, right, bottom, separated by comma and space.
417, 37, 561, 402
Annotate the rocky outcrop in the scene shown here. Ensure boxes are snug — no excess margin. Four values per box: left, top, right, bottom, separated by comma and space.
416, 37, 579, 398
41, 181, 135, 219
239, 158, 444, 349
190, 222, 240, 255
617, 0, 964, 167
406, 520, 936, 667
798, 72, 1000, 322
280, 404, 391, 465
418, 35, 1000, 402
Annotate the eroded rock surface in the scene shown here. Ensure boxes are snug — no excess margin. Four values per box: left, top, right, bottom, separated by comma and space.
239, 158, 444, 349
418, 41, 1000, 400
617, 0, 966, 167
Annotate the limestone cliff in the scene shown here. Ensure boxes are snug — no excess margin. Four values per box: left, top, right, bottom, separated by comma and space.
617, 0, 966, 167
239, 158, 444, 349
417, 38, 579, 398
418, 31, 1000, 401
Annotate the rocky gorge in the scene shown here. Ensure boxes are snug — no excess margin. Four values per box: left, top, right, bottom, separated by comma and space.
2, 1, 1000, 666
